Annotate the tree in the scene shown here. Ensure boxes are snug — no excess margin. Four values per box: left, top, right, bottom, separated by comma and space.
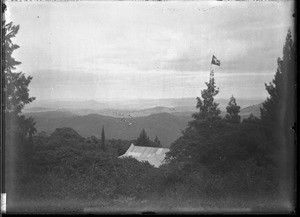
154, 135, 162, 148
2, 13, 36, 152
135, 129, 150, 147
260, 58, 284, 126
2, 11, 36, 136
2, 7, 36, 195
189, 69, 222, 131
224, 95, 241, 124
260, 29, 296, 201
165, 67, 280, 197
101, 126, 106, 151
167, 69, 222, 165
260, 29, 295, 128
191, 70, 221, 121
23, 117, 37, 161
2, 22, 35, 116
242, 113, 260, 124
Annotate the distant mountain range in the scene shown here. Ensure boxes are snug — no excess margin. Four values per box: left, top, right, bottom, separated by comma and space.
24, 102, 263, 148
25, 111, 189, 148
23, 98, 264, 117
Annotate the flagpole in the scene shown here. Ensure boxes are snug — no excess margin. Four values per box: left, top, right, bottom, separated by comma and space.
210, 55, 213, 77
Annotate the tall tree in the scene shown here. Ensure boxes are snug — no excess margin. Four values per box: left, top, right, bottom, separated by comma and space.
261, 29, 295, 127
101, 126, 106, 151
224, 95, 241, 124
260, 29, 296, 201
22, 116, 37, 161
2, 22, 35, 116
2, 12, 36, 157
192, 70, 221, 121
2, 6, 36, 195
189, 69, 222, 131
166, 69, 222, 164
260, 57, 284, 126
135, 128, 150, 147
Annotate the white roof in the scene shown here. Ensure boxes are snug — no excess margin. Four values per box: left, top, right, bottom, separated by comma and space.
119, 144, 170, 167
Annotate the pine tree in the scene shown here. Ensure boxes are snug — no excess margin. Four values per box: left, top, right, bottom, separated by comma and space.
2, 6, 36, 190
3, 22, 35, 117
260, 29, 295, 128
192, 70, 221, 120
101, 126, 106, 151
23, 117, 37, 161
225, 95, 241, 124
242, 113, 260, 124
260, 29, 295, 150
3, 16, 36, 144
260, 29, 296, 200
135, 128, 150, 147
190, 69, 222, 130
166, 69, 222, 164
3, 11, 36, 142
260, 58, 284, 126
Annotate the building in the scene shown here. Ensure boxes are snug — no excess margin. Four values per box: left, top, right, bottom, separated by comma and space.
119, 143, 170, 168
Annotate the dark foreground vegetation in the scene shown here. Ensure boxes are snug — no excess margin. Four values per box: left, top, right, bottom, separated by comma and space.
2, 6, 295, 213
6, 124, 293, 213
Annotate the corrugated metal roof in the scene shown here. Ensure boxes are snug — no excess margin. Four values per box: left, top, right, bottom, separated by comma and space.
119, 144, 170, 167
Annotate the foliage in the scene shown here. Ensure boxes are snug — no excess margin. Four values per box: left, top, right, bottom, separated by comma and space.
107, 139, 132, 156
191, 70, 221, 121
17, 121, 281, 210
166, 119, 276, 196
154, 135, 162, 148
165, 51, 281, 199
85, 135, 99, 149
167, 68, 223, 163
101, 126, 106, 151
225, 95, 241, 124
2, 16, 36, 191
19, 127, 159, 201
260, 29, 295, 129
51, 127, 84, 141
135, 128, 150, 146
2, 20, 35, 116
2, 17, 36, 141
135, 128, 160, 147
260, 29, 296, 199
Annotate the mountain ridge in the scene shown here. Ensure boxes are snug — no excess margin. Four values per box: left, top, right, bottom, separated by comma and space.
25, 103, 263, 148
25, 112, 189, 148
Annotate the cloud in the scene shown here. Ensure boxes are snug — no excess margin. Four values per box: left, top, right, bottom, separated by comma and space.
7, 1, 294, 101
81, 4, 291, 74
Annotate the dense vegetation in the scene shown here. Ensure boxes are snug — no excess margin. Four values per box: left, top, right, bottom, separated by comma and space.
3, 10, 295, 213
135, 128, 162, 147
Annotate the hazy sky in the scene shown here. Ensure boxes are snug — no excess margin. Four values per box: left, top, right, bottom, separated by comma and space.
6, 0, 294, 102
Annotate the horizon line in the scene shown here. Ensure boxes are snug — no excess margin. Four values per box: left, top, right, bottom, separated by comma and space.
28, 96, 267, 102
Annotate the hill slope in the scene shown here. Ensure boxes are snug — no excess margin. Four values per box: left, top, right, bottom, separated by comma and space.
239, 103, 263, 119
25, 112, 189, 148
25, 103, 263, 148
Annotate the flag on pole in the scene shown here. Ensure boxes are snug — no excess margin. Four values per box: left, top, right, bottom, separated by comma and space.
211, 55, 221, 66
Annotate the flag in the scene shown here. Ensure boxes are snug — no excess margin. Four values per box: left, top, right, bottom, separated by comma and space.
211, 55, 221, 66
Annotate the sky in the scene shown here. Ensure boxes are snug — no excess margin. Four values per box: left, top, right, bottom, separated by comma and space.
6, 0, 294, 102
